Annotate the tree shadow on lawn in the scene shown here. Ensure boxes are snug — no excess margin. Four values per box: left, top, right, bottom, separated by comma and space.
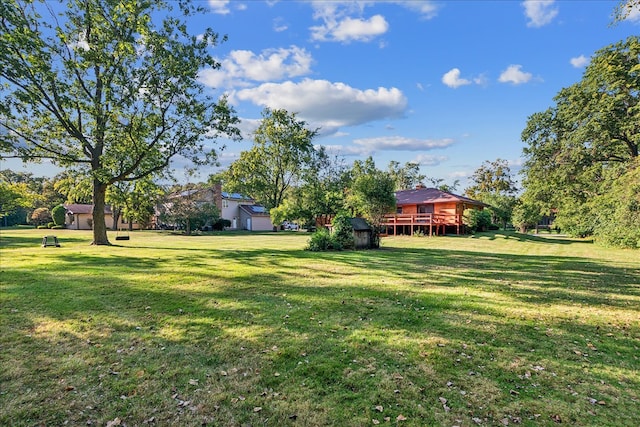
2, 238, 639, 424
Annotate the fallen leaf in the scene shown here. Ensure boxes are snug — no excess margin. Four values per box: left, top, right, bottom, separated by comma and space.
439, 397, 448, 404
501, 418, 509, 426
550, 414, 562, 423
375, 405, 383, 412
106, 418, 122, 427
372, 420, 380, 425
253, 407, 262, 412
472, 417, 483, 424
396, 414, 407, 421
189, 379, 198, 385
220, 370, 228, 376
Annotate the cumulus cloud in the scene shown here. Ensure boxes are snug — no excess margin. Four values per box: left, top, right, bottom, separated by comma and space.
570, 55, 589, 68
352, 136, 454, 151
498, 65, 533, 85
522, 0, 558, 28
198, 46, 313, 88
234, 79, 407, 134
311, 13, 389, 43
321, 144, 371, 157
442, 68, 471, 88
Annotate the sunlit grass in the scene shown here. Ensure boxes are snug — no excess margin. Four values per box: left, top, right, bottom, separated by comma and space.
1, 228, 638, 426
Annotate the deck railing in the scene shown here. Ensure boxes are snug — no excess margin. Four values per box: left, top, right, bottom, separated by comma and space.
381, 213, 463, 235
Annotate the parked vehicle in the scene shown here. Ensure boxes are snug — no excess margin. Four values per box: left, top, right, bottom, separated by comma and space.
282, 221, 299, 231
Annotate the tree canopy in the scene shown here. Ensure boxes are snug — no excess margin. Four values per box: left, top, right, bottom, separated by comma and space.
520, 36, 639, 247
0, 0, 239, 244
223, 108, 322, 211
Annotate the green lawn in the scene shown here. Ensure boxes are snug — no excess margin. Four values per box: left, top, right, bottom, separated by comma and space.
1, 228, 638, 426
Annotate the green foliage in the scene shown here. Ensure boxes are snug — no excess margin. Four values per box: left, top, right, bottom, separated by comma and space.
465, 158, 517, 200
346, 157, 396, 248
463, 208, 492, 232
593, 160, 640, 248
306, 228, 342, 251
387, 160, 425, 191
520, 36, 639, 247
51, 205, 66, 226
331, 213, 355, 250
0, 0, 239, 244
224, 108, 321, 210
511, 200, 543, 233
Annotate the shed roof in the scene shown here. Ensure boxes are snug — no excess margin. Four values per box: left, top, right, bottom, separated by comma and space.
349, 217, 372, 231
395, 188, 485, 207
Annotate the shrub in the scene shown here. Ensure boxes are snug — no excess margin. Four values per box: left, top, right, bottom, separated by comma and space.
463, 209, 492, 232
331, 213, 355, 249
47, 222, 55, 228
212, 218, 232, 231
51, 205, 66, 226
37, 225, 48, 229
306, 228, 341, 251
51, 225, 66, 229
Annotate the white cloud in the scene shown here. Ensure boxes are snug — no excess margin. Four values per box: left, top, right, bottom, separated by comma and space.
209, 0, 231, 15
198, 46, 313, 88
311, 13, 389, 43
442, 68, 471, 88
570, 55, 589, 68
393, 1, 439, 19
626, 5, 640, 22
321, 144, 371, 157
411, 154, 449, 166
353, 136, 454, 151
234, 79, 407, 134
273, 17, 288, 32
498, 65, 533, 85
522, 0, 558, 28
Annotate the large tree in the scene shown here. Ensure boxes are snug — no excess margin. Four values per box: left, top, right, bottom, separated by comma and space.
521, 36, 639, 246
223, 108, 322, 210
465, 158, 518, 228
0, 0, 239, 244
345, 157, 396, 248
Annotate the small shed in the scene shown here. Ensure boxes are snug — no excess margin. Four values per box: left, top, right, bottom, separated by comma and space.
350, 217, 373, 249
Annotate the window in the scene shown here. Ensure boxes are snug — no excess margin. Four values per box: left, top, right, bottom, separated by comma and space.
222, 200, 229, 208
396, 206, 403, 214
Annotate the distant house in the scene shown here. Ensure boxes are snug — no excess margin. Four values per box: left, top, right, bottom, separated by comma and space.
64, 204, 140, 230
160, 183, 274, 231
382, 186, 485, 236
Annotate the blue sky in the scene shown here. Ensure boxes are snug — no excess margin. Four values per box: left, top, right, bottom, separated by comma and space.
3, 0, 639, 190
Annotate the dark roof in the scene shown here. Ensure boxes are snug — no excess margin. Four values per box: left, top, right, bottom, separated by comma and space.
239, 204, 269, 216
64, 204, 112, 215
349, 217, 372, 231
222, 192, 253, 201
395, 188, 485, 206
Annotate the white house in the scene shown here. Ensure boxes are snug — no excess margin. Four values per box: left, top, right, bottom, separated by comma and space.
160, 184, 275, 231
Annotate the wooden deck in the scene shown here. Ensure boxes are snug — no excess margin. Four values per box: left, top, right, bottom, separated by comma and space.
381, 213, 463, 236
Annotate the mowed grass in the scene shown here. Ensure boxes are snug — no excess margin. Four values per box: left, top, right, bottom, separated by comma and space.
0, 229, 638, 426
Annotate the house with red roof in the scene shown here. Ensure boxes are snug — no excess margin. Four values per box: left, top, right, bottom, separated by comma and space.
382, 186, 485, 236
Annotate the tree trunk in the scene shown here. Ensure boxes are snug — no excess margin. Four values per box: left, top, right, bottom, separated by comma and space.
112, 208, 121, 231
92, 180, 111, 245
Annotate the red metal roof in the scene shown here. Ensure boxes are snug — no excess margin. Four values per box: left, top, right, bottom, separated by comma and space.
395, 188, 485, 206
